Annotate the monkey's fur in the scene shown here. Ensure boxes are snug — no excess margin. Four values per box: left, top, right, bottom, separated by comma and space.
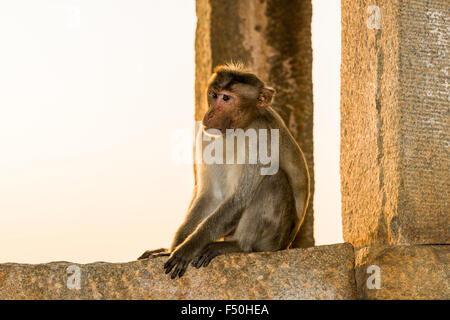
139, 64, 310, 278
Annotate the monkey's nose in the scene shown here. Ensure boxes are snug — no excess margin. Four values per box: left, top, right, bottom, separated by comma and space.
203, 110, 213, 128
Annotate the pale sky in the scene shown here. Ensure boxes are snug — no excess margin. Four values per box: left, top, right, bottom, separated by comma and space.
0, 0, 341, 264
312, 0, 343, 245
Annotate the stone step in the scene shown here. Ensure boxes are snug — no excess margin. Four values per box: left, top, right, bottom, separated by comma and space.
355, 244, 450, 300
0, 243, 356, 300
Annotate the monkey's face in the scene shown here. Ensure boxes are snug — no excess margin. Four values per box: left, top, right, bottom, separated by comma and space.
203, 89, 253, 134
203, 84, 259, 134
202, 68, 275, 134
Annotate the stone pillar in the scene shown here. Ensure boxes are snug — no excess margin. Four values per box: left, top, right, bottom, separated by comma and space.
195, 0, 314, 247
341, 0, 449, 248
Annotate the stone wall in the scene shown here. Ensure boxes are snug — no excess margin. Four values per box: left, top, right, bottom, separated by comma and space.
0, 244, 357, 300
341, 0, 449, 300
195, 0, 314, 248
2, 243, 447, 300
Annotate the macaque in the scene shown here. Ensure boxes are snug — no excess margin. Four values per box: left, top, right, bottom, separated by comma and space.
139, 63, 310, 279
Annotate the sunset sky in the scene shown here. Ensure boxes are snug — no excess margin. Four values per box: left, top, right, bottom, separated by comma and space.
0, 0, 341, 264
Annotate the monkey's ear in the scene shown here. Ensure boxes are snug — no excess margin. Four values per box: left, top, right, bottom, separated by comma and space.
257, 87, 275, 109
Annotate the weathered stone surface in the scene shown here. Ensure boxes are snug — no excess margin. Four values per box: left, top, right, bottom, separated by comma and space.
0, 243, 356, 300
341, 0, 450, 248
195, 0, 314, 248
355, 245, 450, 300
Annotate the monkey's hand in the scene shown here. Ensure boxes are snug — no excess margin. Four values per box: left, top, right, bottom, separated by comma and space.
137, 248, 170, 260
191, 243, 220, 268
164, 243, 198, 279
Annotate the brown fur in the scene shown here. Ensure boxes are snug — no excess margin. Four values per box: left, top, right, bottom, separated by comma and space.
138, 64, 310, 279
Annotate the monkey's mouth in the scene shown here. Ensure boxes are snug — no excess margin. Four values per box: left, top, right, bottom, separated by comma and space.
202, 115, 229, 136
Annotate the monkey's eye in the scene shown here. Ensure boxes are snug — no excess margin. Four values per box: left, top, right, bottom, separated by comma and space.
222, 94, 230, 101
208, 91, 218, 99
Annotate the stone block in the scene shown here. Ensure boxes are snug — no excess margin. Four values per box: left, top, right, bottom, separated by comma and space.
0, 243, 356, 300
355, 245, 449, 299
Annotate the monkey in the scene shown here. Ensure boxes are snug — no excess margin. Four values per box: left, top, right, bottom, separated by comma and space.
138, 63, 310, 279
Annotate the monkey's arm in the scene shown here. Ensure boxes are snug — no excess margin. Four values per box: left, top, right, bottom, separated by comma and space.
164, 192, 250, 279
167, 128, 210, 251
169, 188, 218, 252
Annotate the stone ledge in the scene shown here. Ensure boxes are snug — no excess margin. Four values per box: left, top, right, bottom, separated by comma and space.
0, 243, 356, 300
355, 245, 450, 300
